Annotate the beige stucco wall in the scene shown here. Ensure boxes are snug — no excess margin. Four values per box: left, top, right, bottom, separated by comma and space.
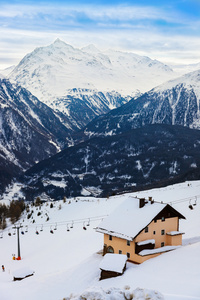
104, 216, 182, 264
166, 234, 182, 246
135, 216, 179, 247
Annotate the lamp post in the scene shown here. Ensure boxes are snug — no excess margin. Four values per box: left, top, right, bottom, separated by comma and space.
13, 224, 23, 260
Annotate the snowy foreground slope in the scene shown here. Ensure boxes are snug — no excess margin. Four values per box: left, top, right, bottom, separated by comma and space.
0, 181, 200, 300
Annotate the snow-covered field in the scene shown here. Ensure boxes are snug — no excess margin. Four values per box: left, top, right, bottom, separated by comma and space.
0, 181, 200, 300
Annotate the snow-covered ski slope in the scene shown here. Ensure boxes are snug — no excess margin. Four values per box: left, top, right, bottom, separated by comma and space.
0, 180, 200, 300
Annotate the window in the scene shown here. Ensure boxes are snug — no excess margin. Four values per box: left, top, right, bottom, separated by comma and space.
107, 246, 114, 253
161, 242, 165, 247
144, 226, 148, 233
109, 235, 112, 241
127, 252, 130, 259
161, 229, 165, 235
161, 217, 165, 222
154, 219, 157, 223
127, 240, 130, 246
119, 250, 122, 254
153, 231, 156, 235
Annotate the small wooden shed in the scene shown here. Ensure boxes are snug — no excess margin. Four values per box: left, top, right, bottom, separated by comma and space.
13, 267, 34, 281
99, 253, 127, 280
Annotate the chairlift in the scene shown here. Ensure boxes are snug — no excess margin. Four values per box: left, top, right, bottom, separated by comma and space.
87, 218, 90, 226
0, 232, 3, 238
50, 226, 54, 234
83, 222, 87, 230
25, 225, 28, 233
193, 198, 197, 206
8, 230, 11, 236
70, 221, 74, 229
189, 199, 193, 210
21, 230, 24, 235
40, 225, 43, 232
67, 224, 70, 232
35, 227, 39, 235
54, 223, 57, 230
13, 228, 16, 235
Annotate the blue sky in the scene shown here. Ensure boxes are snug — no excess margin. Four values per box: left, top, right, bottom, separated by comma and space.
0, 0, 200, 69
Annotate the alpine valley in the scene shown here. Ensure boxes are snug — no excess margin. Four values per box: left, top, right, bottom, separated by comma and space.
1, 39, 200, 198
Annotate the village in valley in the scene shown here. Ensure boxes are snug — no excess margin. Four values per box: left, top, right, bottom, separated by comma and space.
0, 180, 199, 300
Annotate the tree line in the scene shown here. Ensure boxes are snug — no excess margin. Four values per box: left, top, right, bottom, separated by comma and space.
0, 200, 25, 229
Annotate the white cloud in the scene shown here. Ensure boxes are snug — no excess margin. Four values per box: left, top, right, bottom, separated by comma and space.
0, 3, 200, 69
0, 3, 191, 27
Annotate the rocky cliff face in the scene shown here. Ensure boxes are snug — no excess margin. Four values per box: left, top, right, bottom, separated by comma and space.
0, 79, 73, 193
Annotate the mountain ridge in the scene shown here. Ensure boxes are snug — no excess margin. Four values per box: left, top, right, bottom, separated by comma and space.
0, 78, 76, 193
82, 68, 200, 139
20, 124, 200, 200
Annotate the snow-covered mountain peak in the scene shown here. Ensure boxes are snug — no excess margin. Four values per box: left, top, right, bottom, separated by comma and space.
53, 38, 68, 46
81, 44, 101, 54
0, 65, 15, 78
8, 39, 180, 128
9, 39, 177, 101
152, 68, 200, 95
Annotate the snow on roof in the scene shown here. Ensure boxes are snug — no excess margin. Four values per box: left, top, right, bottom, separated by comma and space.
12, 267, 34, 278
137, 239, 155, 246
139, 245, 180, 256
99, 253, 127, 273
96, 197, 167, 240
166, 231, 185, 236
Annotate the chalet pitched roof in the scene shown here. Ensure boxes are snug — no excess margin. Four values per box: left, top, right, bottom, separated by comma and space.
96, 197, 185, 241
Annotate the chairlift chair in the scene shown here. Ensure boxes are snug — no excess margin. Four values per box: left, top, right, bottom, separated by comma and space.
67, 224, 70, 232
50, 226, 54, 234
70, 221, 74, 229
83, 222, 87, 230
189, 199, 193, 210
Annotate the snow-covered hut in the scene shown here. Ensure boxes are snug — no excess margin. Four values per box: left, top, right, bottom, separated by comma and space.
96, 197, 185, 264
13, 267, 34, 281
99, 253, 127, 280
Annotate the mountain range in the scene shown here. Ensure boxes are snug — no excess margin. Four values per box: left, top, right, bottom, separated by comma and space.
8, 39, 177, 129
1, 39, 200, 198
21, 124, 200, 200
82, 69, 200, 139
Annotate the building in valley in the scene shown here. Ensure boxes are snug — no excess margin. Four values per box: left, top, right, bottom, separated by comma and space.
96, 197, 185, 264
